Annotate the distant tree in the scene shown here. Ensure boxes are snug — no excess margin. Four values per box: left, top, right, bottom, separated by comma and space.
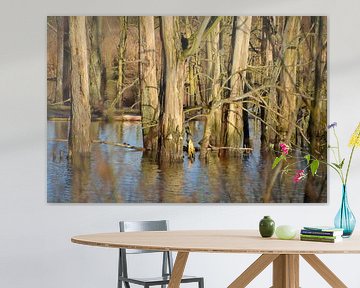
55, 16, 64, 103
116, 16, 128, 109
260, 16, 278, 145
68, 16, 91, 158
139, 16, 159, 151
63, 16, 71, 103
87, 16, 104, 113
222, 16, 252, 150
277, 16, 301, 142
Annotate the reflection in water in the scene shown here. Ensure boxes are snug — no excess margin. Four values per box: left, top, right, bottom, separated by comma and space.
47, 120, 321, 203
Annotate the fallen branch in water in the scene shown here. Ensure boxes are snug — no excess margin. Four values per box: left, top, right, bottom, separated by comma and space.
48, 138, 145, 151
207, 145, 253, 152
49, 139, 253, 154
93, 140, 145, 151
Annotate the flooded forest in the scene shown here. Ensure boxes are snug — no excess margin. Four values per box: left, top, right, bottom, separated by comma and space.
47, 16, 327, 203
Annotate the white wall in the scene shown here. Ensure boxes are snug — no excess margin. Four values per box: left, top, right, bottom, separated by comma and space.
1, 0, 360, 287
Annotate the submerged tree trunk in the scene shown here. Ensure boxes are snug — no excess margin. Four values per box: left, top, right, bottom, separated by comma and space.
159, 16, 221, 163
139, 16, 159, 151
117, 16, 128, 109
305, 16, 327, 203
200, 22, 222, 158
68, 16, 91, 158
55, 16, 64, 104
277, 16, 301, 142
158, 16, 185, 163
308, 16, 325, 156
222, 16, 252, 150
87, 16, 103, 112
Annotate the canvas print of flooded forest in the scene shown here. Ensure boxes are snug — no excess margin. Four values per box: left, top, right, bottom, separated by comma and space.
47, 16, 327, 203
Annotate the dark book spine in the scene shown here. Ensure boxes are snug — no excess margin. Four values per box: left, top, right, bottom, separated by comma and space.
300, 230, 335, 236
300, 237, 336, 243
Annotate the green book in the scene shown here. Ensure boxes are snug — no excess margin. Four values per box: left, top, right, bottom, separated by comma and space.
300, 234, 340, 240
300, 236, 342, 243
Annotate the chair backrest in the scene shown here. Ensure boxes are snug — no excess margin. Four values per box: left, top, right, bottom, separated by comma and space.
118, 220, 174, 283
119, 220, 169, 254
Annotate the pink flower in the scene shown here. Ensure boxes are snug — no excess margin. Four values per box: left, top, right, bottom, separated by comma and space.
279, 143, 289, 155
293, 170, 306, 183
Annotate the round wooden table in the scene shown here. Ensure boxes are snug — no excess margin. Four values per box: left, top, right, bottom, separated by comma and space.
72, 230, 360, 288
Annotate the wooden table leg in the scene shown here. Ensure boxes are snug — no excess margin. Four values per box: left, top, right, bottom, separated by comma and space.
168, 252, 189, 288
301, 254, 347, 288
272, 254, 299, 288
228, 254, 279, 288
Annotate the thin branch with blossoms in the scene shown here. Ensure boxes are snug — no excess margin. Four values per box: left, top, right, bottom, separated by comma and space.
272, 122, 360, 186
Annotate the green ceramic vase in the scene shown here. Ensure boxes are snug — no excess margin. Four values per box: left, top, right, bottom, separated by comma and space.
259, 216, 275, 238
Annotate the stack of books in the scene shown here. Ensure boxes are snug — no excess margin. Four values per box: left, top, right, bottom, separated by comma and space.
300, 226, 344, 243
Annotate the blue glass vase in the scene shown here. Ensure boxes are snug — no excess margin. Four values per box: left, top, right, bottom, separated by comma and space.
334, 185, 356, 237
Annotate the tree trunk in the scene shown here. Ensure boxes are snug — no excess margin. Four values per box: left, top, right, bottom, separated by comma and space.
117, 16, 128, 109
68, 16, 92, 158
139, 16, 159, 151
261, 16, 278, 145
87, 16, 103, 112
222, 16, 252, 150
184, 17, 198, 108
304, 16, 327, 203
159, 16, 221, 163
200, 22, 222, 158
308, 16, 325, 156
55, 16, 64, 104
63, 17, 71, 103
158, 16, 185, 163
277, 16, 301, 142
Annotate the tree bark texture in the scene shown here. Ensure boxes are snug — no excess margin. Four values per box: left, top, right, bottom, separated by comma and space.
68, 16, 92, 157
222, 16, 252, 149
139, 16, 159, 151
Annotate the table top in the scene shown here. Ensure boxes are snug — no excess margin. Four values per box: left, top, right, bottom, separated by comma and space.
71, 230, 360, 254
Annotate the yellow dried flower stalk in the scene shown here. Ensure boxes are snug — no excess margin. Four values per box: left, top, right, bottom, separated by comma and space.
349, 122, 360, 148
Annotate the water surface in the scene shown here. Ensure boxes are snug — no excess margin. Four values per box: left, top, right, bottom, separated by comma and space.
47, 120, 324, 203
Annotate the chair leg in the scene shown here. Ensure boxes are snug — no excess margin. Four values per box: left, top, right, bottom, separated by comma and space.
199, 278, 204, 288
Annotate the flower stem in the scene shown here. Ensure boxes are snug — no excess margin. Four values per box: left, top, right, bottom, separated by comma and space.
345, 145, 356, 185
332, 127, 345, 183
